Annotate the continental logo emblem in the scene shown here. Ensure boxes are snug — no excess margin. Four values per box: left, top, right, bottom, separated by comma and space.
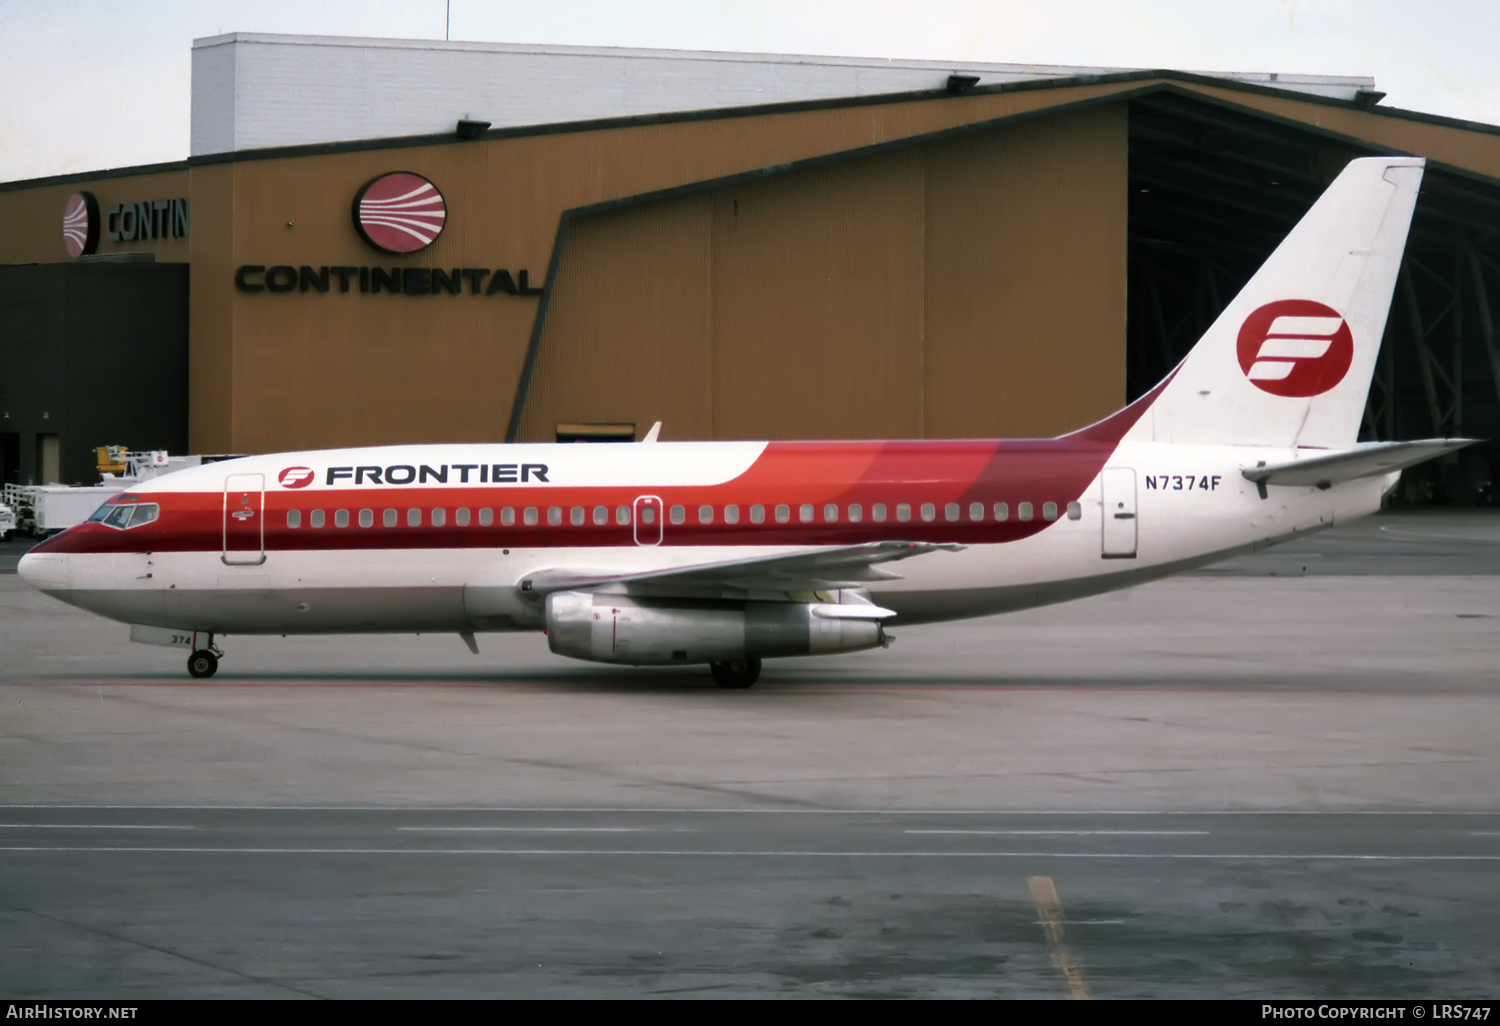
62, 191, 99, 258
1236, 300, 1354, 398
352, 172, 446, 254
278, 467, 316, 489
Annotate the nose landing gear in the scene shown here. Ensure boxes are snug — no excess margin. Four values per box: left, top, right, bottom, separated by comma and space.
187, 649, 219, 679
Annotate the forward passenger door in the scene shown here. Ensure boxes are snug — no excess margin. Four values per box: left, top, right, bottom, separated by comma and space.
223, 473, 266, 565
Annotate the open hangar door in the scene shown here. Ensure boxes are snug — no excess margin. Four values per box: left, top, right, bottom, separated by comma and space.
1127, 94, 1500, 505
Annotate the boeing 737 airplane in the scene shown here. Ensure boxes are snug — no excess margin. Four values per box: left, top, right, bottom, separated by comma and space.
18, 156, 1474, 686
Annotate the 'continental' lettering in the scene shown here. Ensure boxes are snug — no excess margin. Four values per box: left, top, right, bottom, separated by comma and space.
233, 266, 544, 297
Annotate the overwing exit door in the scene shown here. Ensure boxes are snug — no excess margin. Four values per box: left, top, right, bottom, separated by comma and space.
1101, 467, 1137, 559
223, 473, 266, 565
633, 495, 662, 546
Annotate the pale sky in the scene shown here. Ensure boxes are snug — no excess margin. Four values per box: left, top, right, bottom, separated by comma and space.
2, 0, 1498, 185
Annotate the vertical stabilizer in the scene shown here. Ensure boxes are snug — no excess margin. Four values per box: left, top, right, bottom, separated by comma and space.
1121, 156, 1424, 448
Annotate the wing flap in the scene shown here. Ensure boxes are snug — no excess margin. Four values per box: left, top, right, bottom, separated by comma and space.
519, 541, 963, 598
1242, 438, 1478, 488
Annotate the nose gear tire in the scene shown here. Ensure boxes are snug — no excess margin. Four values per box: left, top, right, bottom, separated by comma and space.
187, 650, 219, 679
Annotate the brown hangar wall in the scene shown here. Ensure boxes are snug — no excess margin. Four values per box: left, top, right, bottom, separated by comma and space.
201, 80, 1142, 455
0, 167, 192, 266
519, 105, 1128, 442
9, 72, 1500, 459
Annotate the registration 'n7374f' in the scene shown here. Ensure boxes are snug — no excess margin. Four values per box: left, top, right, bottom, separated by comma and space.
1145, 475, 1223, 492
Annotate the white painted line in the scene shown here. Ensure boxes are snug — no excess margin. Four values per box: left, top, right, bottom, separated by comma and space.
0, 847, 1496, 860
397, 826, 689, 834
906, 830, 1210, 836
2, 805, 1497, 815
1468, 831, 1500, 836
0, 824, 197, 830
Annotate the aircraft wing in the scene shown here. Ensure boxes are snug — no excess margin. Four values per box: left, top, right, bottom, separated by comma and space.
1242, 438, 1478, 489
519, 541, 963, 597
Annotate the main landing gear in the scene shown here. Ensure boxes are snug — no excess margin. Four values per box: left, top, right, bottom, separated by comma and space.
187, 648, 219, 679
710, 657, 761, 689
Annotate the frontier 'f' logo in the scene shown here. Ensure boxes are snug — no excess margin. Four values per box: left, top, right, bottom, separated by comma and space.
278, 466, 315, 489
1236, 300, 1354, 398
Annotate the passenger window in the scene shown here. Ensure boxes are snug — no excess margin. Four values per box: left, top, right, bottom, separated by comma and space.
994, 502, 1008, 522
407, 508, 421, 527
383, 509, 398, 528
848, 503, 863, 523
896, 503, 911, 523
750, 504, 765, 524
670, 505, 685, 525
823, 503, 838, 523
872, 503, 887, 523
1043, 502, 1058, 521
1067, 501, 1082, 521
570, 506, 585, 526
724, 504, 740, 524
311, 509, 326, 528
524, 507, 539, 526
1019, 502, 1033, 522
547, 507, 561, 526
969, 502, 983, 522
798, 504, 813, 523
593, 506, 607, 526
481, 507, 495, 526
456, 508, 471, 527
287, 509, 301, 529
130, 503, 159, 527
499, 508, 513, 527
358, 509, 373, 528
641, 506, 656, 525
615, 505, 630, 525
698, 505, 713, 525
775, 504, 791, 524
103, 505, 133, 529
432, 509, 447, 527
945, 503, 959, 522
920, 503, 936, 522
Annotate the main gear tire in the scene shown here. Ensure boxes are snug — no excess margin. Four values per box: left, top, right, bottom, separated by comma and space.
710, 657, 761, 689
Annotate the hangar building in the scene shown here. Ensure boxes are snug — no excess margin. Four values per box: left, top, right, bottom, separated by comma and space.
2, 33, 1499, 499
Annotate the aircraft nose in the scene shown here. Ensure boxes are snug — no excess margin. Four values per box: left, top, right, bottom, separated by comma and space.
17, 551, 70, 593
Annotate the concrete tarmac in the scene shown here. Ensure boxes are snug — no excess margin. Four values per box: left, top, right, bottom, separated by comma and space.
2, 510, 1499, 997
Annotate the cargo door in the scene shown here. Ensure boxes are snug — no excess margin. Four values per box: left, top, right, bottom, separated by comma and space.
633, 495, 662, 546
223, 472, 266, 565
1101, 467, 1137, 559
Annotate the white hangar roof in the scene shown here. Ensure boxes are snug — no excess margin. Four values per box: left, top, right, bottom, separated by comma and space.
190, 32, 1378, 156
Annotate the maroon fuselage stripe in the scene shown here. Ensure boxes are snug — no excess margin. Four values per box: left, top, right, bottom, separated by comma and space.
33, 432, 1142, 556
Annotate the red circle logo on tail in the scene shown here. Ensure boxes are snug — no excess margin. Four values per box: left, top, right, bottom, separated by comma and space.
1236, 299, 1354, 398
278, 466, 315, 489
352, 171, 446, 254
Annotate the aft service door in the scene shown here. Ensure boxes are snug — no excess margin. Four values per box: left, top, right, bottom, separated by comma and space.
1101, 467, 1137, 559
634, 495, 662, 546
223, 473, 266, 565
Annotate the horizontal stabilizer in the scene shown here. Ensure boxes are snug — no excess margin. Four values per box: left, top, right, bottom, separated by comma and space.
519, 541, 963, 597
1242, 439, 1478, 489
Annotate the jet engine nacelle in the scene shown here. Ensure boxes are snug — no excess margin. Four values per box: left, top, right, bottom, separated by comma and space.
544, 591, 886, 666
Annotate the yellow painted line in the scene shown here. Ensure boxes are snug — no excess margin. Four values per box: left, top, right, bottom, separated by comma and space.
1028, 875, 1092, 1000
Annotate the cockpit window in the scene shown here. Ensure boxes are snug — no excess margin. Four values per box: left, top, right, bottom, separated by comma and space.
87, 502, 115, 523
99, 502, 160, 530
